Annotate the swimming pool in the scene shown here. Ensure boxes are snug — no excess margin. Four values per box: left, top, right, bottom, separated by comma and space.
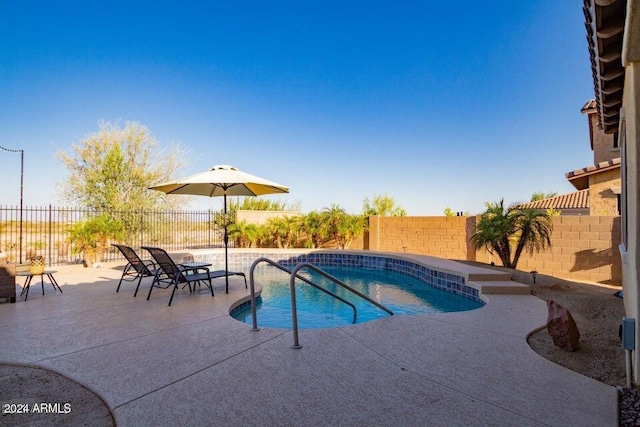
231, 263, 484, 329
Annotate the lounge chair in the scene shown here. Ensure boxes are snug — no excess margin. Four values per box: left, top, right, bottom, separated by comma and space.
112, 244, 160, 297
142, 246, 215, 306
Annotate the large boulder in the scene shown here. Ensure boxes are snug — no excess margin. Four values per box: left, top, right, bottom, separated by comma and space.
546, 299, 580, 352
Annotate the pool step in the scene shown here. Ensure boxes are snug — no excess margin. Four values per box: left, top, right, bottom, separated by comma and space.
468, 280, 531, 295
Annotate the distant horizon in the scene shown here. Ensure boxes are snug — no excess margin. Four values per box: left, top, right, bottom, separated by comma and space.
0, 1, 594, 215
0, 194, 575, 217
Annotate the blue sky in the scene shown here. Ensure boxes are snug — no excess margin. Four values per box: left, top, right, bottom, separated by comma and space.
0, 1, 594, 215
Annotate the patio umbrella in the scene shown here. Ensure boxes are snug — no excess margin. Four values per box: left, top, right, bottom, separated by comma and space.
149, 165, 290, 292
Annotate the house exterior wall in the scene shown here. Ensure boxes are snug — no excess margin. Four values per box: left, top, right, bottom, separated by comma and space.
590, 113, 620, 163
558, 208, 590, 216
580, 0, 640, 384
588, 168, 621, 215
620, 59, 640, 383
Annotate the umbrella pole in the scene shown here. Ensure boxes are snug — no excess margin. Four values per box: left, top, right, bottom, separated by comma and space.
224, 193, 229, 293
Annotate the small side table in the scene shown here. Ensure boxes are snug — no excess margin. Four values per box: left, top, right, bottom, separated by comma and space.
180, 261, 212, 292
16, 270, 63, 301
180, 261, 212, 272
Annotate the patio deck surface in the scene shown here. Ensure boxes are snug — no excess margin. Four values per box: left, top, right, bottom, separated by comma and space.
0, 260, 616, 426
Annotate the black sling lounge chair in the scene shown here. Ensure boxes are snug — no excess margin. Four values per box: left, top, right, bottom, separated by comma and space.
142, 246, 216, 306
112, 244, 160, 297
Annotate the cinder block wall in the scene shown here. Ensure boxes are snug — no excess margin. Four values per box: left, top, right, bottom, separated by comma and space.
348, 234, 365, 250
368, 216, 475, 261
505, 216, 621, 284
366, 215, 621, 284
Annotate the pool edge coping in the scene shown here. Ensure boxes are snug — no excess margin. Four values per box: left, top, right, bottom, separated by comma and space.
170, 248, 530, 304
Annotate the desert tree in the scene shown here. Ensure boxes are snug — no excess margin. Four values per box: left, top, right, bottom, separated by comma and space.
57, 120, 188, 212
227, 197, 298, 213
362, 194, 407, 217
530, 191, 558, 202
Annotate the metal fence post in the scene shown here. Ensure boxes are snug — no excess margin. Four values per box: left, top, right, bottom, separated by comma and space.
0, 146, 24, 263
48, 204, 52, 266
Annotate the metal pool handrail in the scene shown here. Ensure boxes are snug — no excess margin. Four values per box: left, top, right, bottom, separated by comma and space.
248, 257, 358, 331
289, 262, 394, 349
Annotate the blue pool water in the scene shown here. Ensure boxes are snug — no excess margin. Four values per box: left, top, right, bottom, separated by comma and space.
231, 265, 484, 329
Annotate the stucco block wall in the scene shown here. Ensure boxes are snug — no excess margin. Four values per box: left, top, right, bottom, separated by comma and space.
366, 215, 621, 284
590, 113, 619, 164
236, 210, 299, 225
588, 168, 621, 215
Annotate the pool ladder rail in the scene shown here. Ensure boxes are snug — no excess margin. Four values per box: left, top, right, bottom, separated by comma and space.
248, 257, 394, 349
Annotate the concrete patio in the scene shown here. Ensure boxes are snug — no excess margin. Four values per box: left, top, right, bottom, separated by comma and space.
0, 261, 617, 426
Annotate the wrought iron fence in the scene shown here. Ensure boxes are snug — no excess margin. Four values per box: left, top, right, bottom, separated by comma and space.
0, 205, 225, 266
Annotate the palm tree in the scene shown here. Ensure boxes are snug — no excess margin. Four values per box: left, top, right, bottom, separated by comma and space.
266, 216, 298, 249
228, 221, 259, 248
511, 208, 553, 268
300, 211, 326, 248
471, 200, 514, 267
322, 204, 347, 247
281, 215, 301, 248
336, 214, 367, 249
265, 217, 284, 248
471, 200, 552, 269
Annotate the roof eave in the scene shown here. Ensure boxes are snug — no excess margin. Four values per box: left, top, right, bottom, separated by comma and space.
584, 0, 627, 134
567, 175, 590, 190
565, 159, 621, 189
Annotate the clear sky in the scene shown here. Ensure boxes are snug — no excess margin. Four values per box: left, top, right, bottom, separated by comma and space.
0, 1, 595, 215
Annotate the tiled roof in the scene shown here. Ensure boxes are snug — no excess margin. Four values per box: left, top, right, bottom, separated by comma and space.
566, 157, 621, 190
519, 190, 589, 210
566, 157, 621, 178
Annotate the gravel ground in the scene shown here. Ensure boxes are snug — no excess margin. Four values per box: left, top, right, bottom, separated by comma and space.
0, 364, 114, 427
620, 387, 640, 426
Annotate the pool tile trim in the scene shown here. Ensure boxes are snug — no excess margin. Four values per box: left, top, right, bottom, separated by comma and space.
184, 249, 483, 303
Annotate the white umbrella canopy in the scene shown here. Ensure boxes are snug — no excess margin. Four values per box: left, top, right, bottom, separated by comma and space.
150, 165, 290, 197
149, 165, 290, 292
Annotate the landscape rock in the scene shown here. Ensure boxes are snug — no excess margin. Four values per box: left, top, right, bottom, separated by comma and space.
547, 299, 580, 351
